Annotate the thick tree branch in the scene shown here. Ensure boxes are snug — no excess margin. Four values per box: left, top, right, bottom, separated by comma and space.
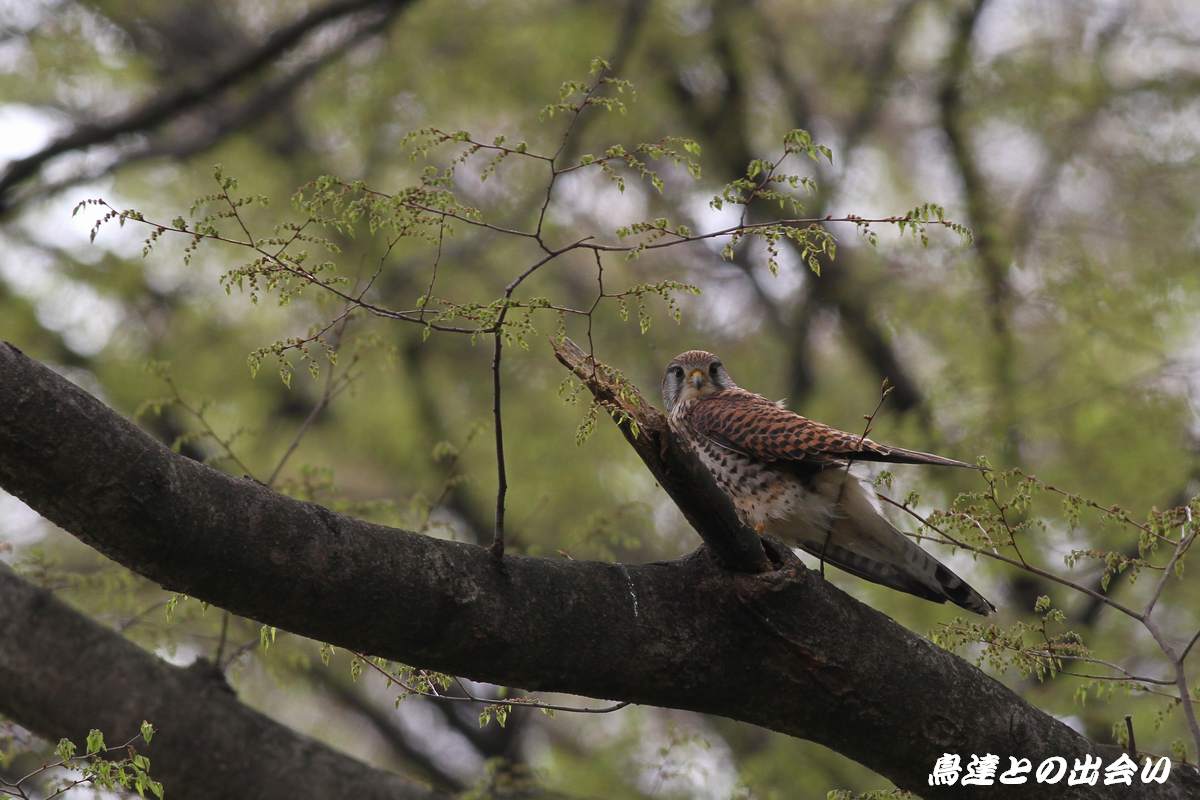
0, 0, 410, 212
1, 340, 1197, 798
0, 563, 442, 800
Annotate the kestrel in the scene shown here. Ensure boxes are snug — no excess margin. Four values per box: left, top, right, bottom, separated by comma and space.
662, 349, 994, 615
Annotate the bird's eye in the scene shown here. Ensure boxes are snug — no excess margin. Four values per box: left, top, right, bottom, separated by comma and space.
670, 366, 684, 380
709, 362, 721, 377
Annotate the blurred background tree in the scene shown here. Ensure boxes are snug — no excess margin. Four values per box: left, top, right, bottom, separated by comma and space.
1, 0, 1199, 797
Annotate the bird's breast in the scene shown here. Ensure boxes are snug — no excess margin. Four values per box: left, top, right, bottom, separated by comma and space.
680, 426, 825, 532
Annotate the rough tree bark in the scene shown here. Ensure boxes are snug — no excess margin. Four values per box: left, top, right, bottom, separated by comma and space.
1, 340, 1197, 799
0, 563, 443, 800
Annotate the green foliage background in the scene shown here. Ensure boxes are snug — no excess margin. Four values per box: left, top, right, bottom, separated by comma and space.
2, 1, 1199, 797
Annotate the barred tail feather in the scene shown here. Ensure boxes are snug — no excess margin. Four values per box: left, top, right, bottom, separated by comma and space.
789, 472, 995, 616
869, 445, 978, 470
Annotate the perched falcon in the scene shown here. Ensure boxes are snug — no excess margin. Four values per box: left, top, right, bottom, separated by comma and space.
662, 349, 994, 615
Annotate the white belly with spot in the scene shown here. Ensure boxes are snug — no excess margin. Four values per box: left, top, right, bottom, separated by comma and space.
688, 434, 836, 537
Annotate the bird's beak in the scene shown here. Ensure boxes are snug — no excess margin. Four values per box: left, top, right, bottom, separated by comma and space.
688, 369, 705, 390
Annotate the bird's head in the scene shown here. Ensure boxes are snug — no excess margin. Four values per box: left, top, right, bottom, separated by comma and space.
662, 350, 735, 411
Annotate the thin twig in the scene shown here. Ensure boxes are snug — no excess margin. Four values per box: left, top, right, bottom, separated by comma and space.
1143, 506, 1195, 621
489, 329, 506, 558
352, 652, 630, 715
1181, 627, 1200, 664
825, 379, 892, 576
213, 609, 231, 667
879, 493, 1144, 621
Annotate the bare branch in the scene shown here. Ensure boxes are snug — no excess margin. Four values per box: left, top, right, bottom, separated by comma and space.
0, 0, 412, 211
